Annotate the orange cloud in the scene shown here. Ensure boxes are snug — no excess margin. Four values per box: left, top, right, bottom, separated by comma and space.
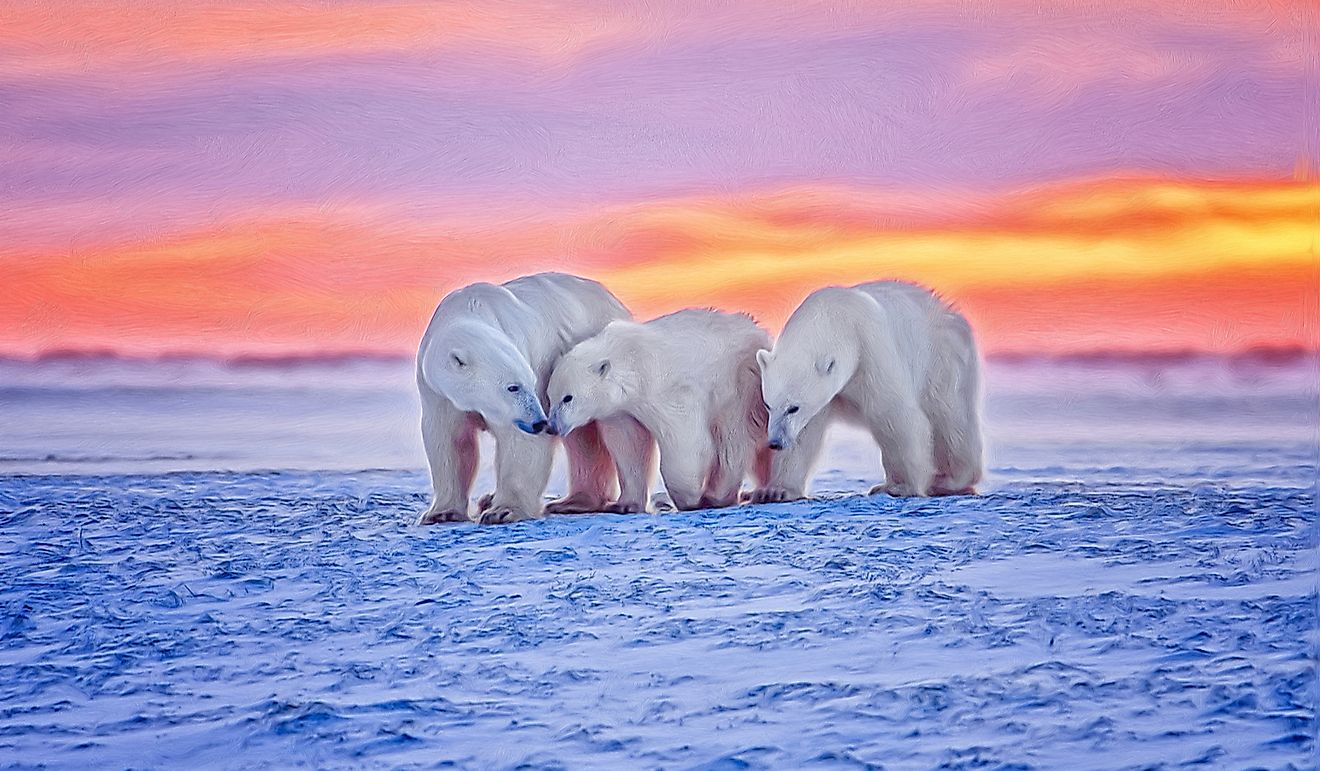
1, 176, 1313, 358
586, 178, 1315, 328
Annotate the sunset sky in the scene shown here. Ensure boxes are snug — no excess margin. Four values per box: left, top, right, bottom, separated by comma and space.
2, 0, 1315, 358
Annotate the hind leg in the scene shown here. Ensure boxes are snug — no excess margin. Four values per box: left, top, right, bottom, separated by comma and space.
929, 407, 983, 495
599, 415, 654, 514
545, 421, 616, 514
927, 346, 984, 496
702, 418, 756, 509
867, 399, 935, 497
657, 425, 714, 511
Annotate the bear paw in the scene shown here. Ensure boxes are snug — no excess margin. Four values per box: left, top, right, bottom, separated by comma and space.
697, 494, 738, 510
930, 485, 976, 496
746, 486, 801, 504
417, 508, 470, 525
868, 482, 928, 498
650, 492, 677, 513
478, 506, 538, 525
545, 493, 609, 514
602, 500, 646, 514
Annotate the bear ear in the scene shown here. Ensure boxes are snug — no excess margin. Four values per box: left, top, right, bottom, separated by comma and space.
816, 357, 835, 376
594, 359, 611, 377
450, 350, 469, 369
755, 349, 771, 371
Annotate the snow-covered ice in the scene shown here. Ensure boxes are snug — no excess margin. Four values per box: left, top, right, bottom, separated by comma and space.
0, 355, 1314, 768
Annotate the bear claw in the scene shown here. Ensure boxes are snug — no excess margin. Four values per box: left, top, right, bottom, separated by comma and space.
478, 507, 536, 525
545, 495, 609, 514
417, 509, 470, 525
747, 487, 799, 504
868, 482, 929, 498
602, 501, 646, 514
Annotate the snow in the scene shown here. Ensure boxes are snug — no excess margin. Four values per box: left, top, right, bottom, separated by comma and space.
0, 355, 1314, 768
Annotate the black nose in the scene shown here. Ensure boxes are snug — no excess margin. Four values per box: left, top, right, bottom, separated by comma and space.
531, 420, 548, 434
544, 422, 559, 436
768, 440, 783, 451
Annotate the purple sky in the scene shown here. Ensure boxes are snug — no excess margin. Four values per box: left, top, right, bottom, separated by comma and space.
0, 0, 1310, 250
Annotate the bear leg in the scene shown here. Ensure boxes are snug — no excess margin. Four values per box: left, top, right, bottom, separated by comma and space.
546, 421, 615, 514
703, 417, 758, 509
868, 404, 935, 497
478, 425, 554, 524
657, 427, 713, 511
750, 408, 829, 504
928, 409, 983, 495
417, 394, 479, 525
926, 371, 984, 496
599, 415, 654, 514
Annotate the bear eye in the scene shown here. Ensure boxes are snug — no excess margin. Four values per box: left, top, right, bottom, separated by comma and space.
507, 384, 521, 393
786, 405, 799, 415
562, 394, 573, 403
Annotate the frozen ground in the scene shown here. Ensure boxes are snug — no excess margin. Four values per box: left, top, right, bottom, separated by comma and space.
0, 354, 1315, 769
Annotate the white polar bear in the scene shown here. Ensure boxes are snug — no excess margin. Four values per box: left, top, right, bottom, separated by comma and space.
753, 281, 983, 500
545, 309, 773, 512
416, 272, 651, 525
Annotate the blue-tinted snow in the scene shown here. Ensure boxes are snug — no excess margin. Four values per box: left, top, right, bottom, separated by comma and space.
0, 355, 1315, 769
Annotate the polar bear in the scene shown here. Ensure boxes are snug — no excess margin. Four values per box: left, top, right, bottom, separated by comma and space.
416, 273, 651, 525
753, 281, 983, 500
545, 309, 772, 512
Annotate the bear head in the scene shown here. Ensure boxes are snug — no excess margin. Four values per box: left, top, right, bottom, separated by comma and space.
422, 321, 549, 435
545, 333, 629, 437
756, 343, 852, 451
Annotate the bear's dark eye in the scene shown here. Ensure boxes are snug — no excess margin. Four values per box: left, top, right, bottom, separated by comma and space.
562, 394, 573, 403
786, 405, 799, 415
507, 385, 521, 393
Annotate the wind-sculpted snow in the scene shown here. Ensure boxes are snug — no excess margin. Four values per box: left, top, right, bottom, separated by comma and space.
0, 444, 1314, 769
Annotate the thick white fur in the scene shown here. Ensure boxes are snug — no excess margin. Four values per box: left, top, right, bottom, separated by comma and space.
546, 310, 772, 512
415, 273, 651, 525
754, 281, 983, 500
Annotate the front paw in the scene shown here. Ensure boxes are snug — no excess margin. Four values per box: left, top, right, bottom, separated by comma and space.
650, 492, 677, 513
478, 506, 539, 525
602, 500, 646, 514
697, 494, 738, 510
747, 486, 802, 504
545, 494, 609, 514
417, 508, 470, 525
868, 482, 928, 498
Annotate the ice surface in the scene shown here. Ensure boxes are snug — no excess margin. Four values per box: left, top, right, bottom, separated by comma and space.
0, 355, 1315, 768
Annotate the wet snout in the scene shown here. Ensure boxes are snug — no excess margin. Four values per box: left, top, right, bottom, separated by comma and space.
514, 400, 550, 435
547, 406, 573, 437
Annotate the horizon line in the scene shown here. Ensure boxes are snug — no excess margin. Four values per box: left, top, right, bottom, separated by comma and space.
3, 344, 1314, 368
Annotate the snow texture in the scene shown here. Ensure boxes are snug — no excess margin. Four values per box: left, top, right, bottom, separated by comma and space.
0, 356, 1315, 769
